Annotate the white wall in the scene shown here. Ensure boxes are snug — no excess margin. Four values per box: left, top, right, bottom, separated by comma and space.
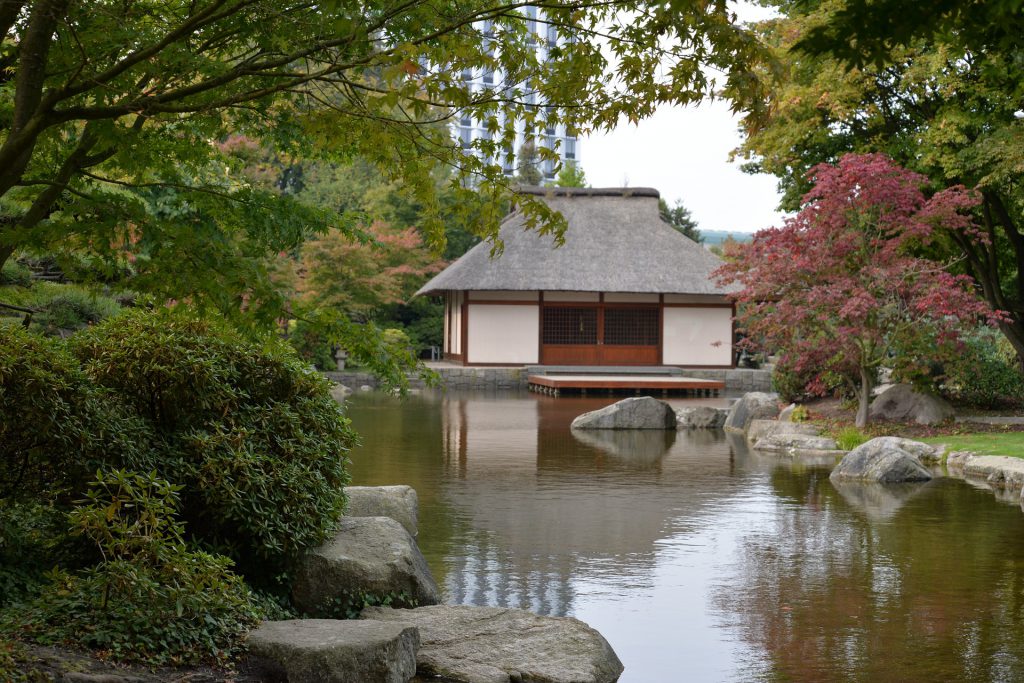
467, 304, 539, 364
662, 307, 732, 366
445, 291, 465, 355
469, 290, 539, 301
604, 292, 659, 303
544, 291, 600, 302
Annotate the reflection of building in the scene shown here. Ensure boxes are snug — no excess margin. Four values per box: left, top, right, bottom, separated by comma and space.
455, 14, 579, 181
418, 187, 736, 366
438, 394, 734, 615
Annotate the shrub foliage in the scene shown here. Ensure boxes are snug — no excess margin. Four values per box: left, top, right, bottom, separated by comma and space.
70, 309, 357, 587
8, 471, 265, 665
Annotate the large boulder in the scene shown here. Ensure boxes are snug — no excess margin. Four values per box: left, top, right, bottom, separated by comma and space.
830, 437, 933, 483
246, 619, 419, 683
571, 396, 676, 430
723, 392, 780, 433
293, 517, 441, 615
869, 384, 954, 425
675, 405, 728, 429
345, 485, 419, 537
362, 605, 623, 683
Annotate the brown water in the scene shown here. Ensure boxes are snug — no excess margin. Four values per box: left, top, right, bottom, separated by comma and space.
345, 390, 1024, 683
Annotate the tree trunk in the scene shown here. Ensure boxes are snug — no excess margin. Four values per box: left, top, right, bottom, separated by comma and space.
0, 244, 13, 273
856, 365, 873, 429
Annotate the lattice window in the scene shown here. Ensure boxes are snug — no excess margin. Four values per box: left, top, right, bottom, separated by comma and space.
604, 307, 659, 345
542, 307, 597, 345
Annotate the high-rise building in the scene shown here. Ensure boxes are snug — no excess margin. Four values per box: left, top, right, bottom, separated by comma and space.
454, 13, 579, 182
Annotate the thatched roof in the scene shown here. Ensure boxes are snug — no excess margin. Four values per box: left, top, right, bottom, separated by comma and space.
417, 186, 734, 296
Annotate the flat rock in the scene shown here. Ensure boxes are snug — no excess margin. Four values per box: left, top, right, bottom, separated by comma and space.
830, 437, 933, 483
752, 432, 841, 455
746, 419, 821, 443
345, 485, 419, 537
869, 384, 954, 425
571, 396, 676, 430
247, 619, 419, 683
362, 605, 624, 683
723, 392, 780, 434
675, 406, 728, 429
947, 453, 1024, 492
293, 517, 441, 615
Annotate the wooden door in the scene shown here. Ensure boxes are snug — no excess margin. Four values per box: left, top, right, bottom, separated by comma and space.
540, 304, 660, 365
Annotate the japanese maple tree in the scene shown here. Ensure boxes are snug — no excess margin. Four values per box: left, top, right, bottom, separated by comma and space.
716, 153, 999, 427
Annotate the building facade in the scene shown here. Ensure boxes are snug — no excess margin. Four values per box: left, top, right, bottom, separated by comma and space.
455, 14, 579, 181
418, 187, 736, 367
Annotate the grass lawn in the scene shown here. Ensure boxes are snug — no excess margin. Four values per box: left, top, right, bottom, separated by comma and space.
921, 432, 1024, 459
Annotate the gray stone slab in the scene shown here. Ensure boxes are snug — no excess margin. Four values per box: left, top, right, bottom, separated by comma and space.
362, 605, 623, 683
247, 619, 419, 683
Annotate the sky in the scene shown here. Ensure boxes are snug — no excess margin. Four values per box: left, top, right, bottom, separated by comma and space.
581, 103, 786, 234
580, 1, 786, 235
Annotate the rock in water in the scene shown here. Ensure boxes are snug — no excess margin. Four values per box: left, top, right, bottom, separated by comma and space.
675, 406, 728, 429
345, 485, 419, 537
869, 384, 954, 425
293, 517, 441, 615
723, 392, 780, 433
571, 396, 676, 430
246, 619, 419, 683
830, 437, 933, 483
362, 605, 624, 683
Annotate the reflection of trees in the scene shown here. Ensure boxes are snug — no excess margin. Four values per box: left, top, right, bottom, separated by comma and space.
715, 464, 1024, 682
344, 391, 470, 591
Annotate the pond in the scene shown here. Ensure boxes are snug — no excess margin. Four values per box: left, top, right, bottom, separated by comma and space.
345, 390, 1024, 683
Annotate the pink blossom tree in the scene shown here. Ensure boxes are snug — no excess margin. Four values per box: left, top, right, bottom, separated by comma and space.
716, 153, 1001, 427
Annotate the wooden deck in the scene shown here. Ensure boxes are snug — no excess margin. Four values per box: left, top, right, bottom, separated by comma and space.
528, 374, 724, 397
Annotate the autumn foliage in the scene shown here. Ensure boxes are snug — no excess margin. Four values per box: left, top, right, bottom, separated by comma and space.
281, 222, 444, 320
716, 153, 999, 426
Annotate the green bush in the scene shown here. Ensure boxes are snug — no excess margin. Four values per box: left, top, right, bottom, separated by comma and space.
288, 318, 337, 370
0, 281, 123, 335
0, 325, 150, 503
0, 261, 32, 287
71, 308, 357, 589
35, 290, 121, 334
7, 471, 265, 666
0, 502, 71, 610
941, 328, 1024, 409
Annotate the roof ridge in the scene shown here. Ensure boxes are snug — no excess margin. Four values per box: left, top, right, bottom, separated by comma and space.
516, 186, 660, 198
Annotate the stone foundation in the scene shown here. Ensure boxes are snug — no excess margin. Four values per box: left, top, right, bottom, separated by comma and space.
325, 366, 772, 394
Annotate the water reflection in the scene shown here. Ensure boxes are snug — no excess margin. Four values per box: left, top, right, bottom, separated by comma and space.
569, 428, 676, 467
346, 391, 1024, 683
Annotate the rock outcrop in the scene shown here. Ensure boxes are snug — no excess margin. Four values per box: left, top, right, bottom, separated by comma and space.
293, 517, 441, 615
345, 485, 419, 537
246, 619, 419, 683
723, 392, 780, 434
675, 406, 728, 429
830, 437, 934, 483
947, 452, 1024, 494
571, 396, 676, 430
362, 605, 624, 683
869, 384, 954, 425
